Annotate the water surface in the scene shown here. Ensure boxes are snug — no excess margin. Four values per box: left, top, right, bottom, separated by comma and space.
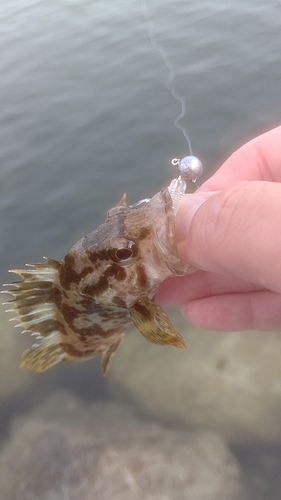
0, 0, 281, 497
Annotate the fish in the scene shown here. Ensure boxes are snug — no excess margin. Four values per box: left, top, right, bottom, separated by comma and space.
3, 156, 202, 374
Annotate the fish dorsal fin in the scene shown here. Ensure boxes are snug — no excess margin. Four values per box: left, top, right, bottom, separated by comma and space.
117, 193, 127, 206
21, 334, 66, 372
3, 257, 61, 339
129, 297, 186, 348
3, 257, 66, 372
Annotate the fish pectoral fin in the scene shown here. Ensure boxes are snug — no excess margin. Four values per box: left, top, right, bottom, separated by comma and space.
101, 334, 123, 376
21, 336, 65, 372
129, 298, 186, 349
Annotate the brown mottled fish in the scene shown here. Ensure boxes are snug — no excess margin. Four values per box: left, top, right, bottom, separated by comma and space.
3, 156, 203, 374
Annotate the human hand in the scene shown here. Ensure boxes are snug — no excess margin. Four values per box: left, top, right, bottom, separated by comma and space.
158, 126, 281, 331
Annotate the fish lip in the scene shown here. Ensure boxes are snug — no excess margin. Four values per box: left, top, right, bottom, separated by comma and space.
151, 188, 189, 276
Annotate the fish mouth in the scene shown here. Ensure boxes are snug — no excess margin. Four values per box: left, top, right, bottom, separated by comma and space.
150, 187, 189, 277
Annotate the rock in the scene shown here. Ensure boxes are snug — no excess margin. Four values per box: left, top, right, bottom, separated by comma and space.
0, 392, 243, 500
108, 312, 281, 443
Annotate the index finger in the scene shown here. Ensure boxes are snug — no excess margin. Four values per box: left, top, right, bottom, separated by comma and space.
199, 125, 281, 192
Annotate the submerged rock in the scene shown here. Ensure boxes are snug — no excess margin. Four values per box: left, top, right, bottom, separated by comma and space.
0, 392, 243, 500
108, 313, 281, 443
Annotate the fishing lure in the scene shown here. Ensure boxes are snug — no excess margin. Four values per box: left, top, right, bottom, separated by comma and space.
3, 156, 203, 374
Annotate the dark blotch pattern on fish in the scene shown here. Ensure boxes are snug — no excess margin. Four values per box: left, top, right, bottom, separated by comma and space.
60, 302, 80, 324
86, 249, 111, 265
53, 287, 63, 306
136, 264, 148, 289
81, 264, 126, 297
60, 255, 93, 290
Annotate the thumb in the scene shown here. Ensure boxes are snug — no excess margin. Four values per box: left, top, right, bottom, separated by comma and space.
176, 181, 281, 293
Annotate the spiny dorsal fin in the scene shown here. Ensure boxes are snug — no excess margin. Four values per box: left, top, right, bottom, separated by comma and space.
129, 297, 186, 348
3, 257, 61, 337
3, 257, 65, 372
117, 193, 127, 206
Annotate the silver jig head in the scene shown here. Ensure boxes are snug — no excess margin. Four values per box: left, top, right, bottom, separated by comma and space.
171, 155, 203, 183
168, 155, 203, 214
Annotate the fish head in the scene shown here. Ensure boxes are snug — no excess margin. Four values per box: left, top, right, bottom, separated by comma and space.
60, 187, 190, 309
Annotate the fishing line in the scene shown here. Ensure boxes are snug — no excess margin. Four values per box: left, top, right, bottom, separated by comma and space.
141, 0, 193, 155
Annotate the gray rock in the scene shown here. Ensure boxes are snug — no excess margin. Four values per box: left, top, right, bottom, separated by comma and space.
0, 392, 243, 500
108, 313, 281, 443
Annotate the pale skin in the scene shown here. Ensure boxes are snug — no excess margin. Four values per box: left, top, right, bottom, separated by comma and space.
158, 126, 281, 331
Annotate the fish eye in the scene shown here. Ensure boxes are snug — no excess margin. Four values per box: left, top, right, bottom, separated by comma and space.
111, 239, 137, 262
115, 248, 133, 260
